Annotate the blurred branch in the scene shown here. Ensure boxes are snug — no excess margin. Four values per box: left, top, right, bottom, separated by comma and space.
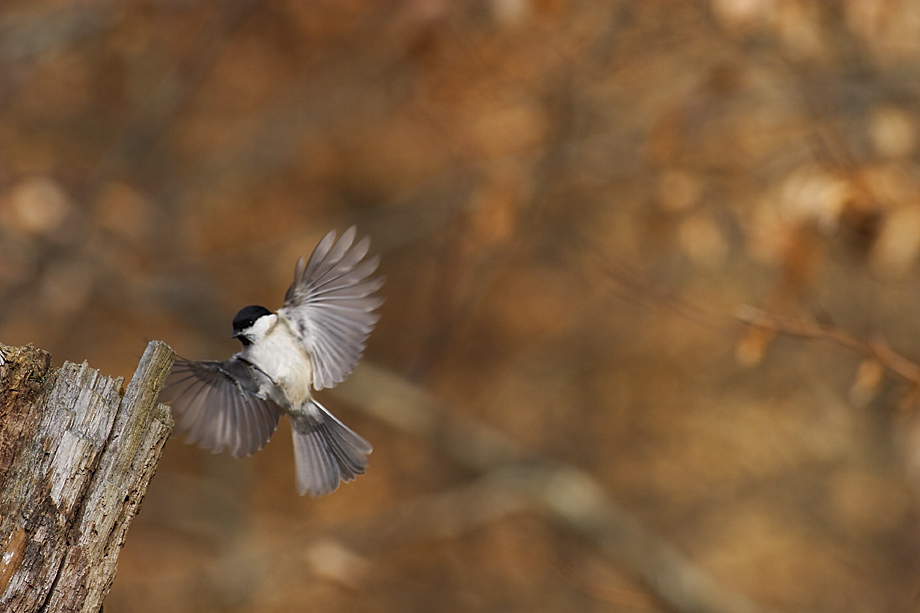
343, 470, 532, 551
590, 245, 722, 329
331, 363, 768, 613
736, 305, 920, 387
592, 240, 920, 391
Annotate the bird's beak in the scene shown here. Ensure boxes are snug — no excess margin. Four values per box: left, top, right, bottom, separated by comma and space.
231, 330, 242, 338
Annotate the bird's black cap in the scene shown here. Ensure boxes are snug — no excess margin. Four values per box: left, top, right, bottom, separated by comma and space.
232, 305, 272, 340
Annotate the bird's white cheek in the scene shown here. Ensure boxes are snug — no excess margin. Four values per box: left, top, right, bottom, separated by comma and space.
249, 314, 279, 341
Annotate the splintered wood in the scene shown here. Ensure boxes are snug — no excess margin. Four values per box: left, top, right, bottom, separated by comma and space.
0, 341, 174, 613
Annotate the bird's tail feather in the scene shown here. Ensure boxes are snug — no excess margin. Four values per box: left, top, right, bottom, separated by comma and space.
291, 400, 372, 497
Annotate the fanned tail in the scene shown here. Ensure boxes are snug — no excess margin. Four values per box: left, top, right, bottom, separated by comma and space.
290, 400, 372, 496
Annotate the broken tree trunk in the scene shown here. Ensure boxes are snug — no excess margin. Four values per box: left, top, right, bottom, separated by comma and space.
0, 340, 175, 613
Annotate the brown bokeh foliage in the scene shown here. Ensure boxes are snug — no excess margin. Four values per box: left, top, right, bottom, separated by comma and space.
2, 1, 920, 611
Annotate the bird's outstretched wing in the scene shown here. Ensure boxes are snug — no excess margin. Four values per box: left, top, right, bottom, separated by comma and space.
278, 226, 384, 390
159, 357, 284, 457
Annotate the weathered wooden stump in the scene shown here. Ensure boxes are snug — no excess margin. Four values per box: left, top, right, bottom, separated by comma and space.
0, 340, 175, 613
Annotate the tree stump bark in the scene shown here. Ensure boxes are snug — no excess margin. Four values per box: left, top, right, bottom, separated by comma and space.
0, 340, 175, 613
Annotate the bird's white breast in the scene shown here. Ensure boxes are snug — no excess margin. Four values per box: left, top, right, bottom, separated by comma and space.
244, 318, 314, 407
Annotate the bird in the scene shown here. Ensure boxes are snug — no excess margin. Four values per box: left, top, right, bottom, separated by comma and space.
158, 226, 383, 496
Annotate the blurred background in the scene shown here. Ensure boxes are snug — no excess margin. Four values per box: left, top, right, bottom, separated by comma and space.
3, 1, 920, 611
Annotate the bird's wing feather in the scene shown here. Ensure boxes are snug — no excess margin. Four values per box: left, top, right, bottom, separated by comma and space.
159, 357, 284, 457
278, 226, 384, 390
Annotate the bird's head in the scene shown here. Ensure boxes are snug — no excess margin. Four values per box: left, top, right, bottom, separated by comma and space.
231, 305, 276, 346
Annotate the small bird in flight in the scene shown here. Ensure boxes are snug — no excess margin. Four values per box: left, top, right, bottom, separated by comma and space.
158, 227, 383, 496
